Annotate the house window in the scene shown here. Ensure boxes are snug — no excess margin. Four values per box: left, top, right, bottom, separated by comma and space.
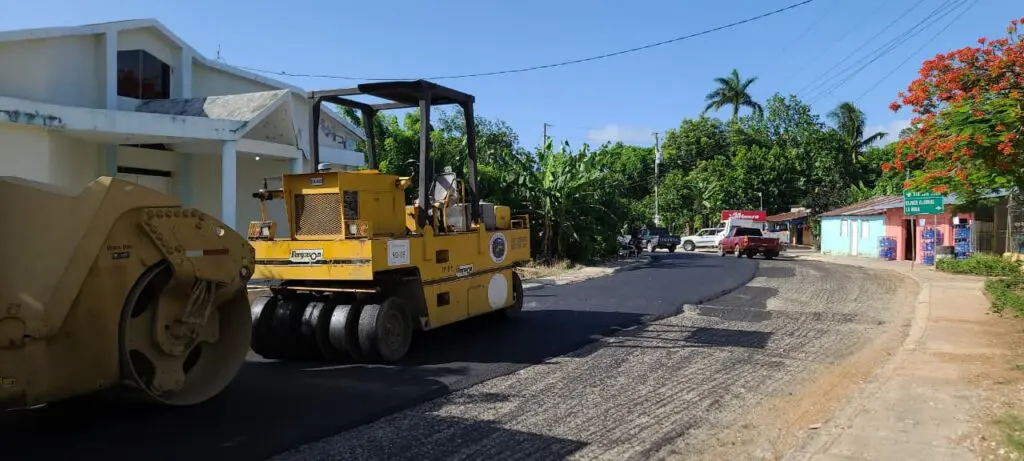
117, 50, 171, 100
862, 221, 870, 238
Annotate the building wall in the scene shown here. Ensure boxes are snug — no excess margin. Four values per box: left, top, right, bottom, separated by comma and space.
820, 215, 885, 257
191, 153, 291, 232
883, 207, 974, 263
191, 61, 277, 98
0, 125, 101, 190
0, 35, 104, 108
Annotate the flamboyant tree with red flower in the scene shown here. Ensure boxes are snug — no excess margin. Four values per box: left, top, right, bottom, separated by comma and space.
887, 17, 1024, 202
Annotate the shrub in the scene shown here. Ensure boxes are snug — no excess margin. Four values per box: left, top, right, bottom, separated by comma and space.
937, 254, 1023, 277
986, 274, 1024, 316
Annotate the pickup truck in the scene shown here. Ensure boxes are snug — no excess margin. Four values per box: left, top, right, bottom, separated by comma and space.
718, 226, 781, 259
639, 227, 681, 253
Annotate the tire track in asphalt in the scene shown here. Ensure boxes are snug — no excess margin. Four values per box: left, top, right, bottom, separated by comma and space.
275, 258, 916, 461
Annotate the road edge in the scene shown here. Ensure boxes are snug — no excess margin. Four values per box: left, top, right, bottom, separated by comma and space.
521, 255, 654, 292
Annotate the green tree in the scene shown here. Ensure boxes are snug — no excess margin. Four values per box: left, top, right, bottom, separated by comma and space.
828, 101, 886, 165
659, 116, 731, 171
703, 69, 764, 121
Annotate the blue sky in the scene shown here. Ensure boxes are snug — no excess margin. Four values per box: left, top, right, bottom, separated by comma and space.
0, 0, 1019, 150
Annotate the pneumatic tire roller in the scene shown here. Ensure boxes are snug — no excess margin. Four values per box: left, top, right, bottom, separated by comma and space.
0, 176, 255, 410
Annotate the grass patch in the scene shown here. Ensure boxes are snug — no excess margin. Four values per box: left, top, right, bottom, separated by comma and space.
516, 259, 577, 280
986, 274, 1024, 316
937, 253, 1023, 277
994, 412, 1024, 455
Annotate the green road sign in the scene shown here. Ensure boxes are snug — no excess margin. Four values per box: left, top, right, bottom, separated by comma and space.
903, 191, 944, 215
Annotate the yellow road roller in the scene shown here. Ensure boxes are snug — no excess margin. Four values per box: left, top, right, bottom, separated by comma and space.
247, 80, 531, 363
0, 176, 255, 410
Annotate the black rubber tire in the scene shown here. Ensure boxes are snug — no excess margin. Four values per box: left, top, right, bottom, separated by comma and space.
357, 297, 412, 363
325, 302, 365, 362
683, 241, 696, 252
734, 247, 744, 258
719, 246, 726, 257
269, 294, 311, 360
668, 245, 677, 253
299, 299, 331, 361
250, 294, 282, 359
500, 272, 525, 320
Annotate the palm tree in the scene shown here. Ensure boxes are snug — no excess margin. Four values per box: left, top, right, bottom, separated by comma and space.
828, 102, 886, 164
703, 69, 764, 121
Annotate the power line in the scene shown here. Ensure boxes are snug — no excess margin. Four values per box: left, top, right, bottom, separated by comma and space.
793, 0, 928, 97
805, 0, 962, 104
776, 0, 842, 59
780, 0, 887, 83
231, 0, 816, 82
854, 0, 978, 102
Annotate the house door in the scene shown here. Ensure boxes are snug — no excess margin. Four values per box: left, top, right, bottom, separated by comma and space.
851, 219, 860, 256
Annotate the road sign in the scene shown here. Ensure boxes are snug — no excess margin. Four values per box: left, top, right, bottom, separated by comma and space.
903, 191, 944, 215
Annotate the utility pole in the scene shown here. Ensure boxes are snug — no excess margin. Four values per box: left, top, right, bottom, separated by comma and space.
653, 132, 661, 226
542, 123, 552, 149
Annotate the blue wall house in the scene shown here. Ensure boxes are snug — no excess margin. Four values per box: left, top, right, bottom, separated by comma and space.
818, 196, 895, 258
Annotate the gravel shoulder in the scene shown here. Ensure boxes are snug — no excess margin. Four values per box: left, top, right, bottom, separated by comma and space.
275, 257, 918, 461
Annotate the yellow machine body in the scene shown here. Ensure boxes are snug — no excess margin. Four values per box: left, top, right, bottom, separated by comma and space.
250, 170, 531, 331
246, 79, 532, 364
0, 176, 255, 410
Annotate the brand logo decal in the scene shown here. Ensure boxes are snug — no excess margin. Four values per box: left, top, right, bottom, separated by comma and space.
289, 248, 324, 263
490, 233, 507, 264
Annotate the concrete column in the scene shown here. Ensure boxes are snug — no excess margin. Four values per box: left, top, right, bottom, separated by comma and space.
180, 48, 193, 98
102, 31, 118, 176
178, 153, 193, 206
221, 141, 237, 230
292, 158, 305, 174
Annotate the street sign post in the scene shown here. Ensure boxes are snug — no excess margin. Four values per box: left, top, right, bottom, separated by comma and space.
903, 191, 945, 271
903, 191, 944, 215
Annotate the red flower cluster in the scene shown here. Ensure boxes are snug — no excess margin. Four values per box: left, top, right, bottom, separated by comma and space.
888, 17, 1024, 193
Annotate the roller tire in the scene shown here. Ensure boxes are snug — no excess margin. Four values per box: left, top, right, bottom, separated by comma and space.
250, 294, 283, 359
326, 303, 366, 362
269, 294, 311, 360
299, 299, 331, 361
500, 271, 525, 320
357, 297, 412, 364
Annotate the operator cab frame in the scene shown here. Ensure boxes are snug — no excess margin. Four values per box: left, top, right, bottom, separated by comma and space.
309, 80, 483, 232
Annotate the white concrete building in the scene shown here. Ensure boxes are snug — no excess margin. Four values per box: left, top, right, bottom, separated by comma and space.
0, 19, 366, 232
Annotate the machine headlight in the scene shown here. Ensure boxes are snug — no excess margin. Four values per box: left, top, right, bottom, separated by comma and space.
348, 222, 359, 236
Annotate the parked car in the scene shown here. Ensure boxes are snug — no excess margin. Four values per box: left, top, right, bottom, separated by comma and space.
679, 227, 724, 252
718, 226, 781, 259
638, 227, 681, 253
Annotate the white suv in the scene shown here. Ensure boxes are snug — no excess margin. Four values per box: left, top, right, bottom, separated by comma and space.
680, 228, 724, 252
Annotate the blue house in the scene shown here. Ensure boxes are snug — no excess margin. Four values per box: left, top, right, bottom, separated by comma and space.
818, 196, 896, 258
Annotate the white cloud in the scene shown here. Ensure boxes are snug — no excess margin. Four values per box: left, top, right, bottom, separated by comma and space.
586, 125, 654, 145
866, 119, 912, 146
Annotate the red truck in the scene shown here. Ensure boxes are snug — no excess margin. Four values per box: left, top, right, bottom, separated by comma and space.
718, 226, 781, 260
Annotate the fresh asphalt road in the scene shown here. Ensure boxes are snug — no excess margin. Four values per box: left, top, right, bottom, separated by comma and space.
0, 251, 756, 461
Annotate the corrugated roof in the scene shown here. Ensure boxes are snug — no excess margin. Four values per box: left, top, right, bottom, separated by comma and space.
818, 189, 1011, 218
766, 210, 809, 222
819, 195, 901, 217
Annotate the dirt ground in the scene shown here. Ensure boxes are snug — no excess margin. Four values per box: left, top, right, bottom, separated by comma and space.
962, 314, 1024, 460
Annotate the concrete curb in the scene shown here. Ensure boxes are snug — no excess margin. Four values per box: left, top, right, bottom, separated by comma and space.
520, 256, 653, 292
